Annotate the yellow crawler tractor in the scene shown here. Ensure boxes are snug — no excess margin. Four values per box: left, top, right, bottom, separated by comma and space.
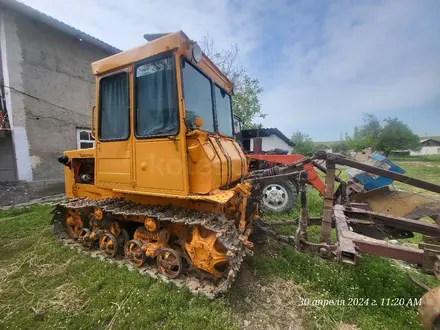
52, 31, 440, 327
52, 31, 257, 293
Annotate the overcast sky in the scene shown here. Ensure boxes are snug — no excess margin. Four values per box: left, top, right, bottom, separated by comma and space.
22, 0, 440, 141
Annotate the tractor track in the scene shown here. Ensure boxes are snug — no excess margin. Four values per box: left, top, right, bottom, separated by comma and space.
51, 197, 245, 298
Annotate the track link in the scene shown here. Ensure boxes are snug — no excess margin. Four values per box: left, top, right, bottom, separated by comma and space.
51, 197, 244, 298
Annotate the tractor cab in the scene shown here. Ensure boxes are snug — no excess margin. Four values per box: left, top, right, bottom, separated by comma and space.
60, 31, 247, 200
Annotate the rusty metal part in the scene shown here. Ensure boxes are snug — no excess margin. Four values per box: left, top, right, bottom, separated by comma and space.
133, 226, 163, 242
144, 217, 158, 232
184, 226, 228, 278
78, 228, 93, 248
344, 206, 440, 238
435, 256, 440, 280
94, 208, 103, 220
143, 241, 166, 257
320, 160, 335, 243
298, 171, 309, 242
350, 186, 440, 220
157, 248, 183, 279
52, 197, 244, 295
325, 153, 440, 194
64, 209, 83, 238
419, 286, 440, 330
124, 240, 146, 267
240, 227, 254, 248
99, 232, 118, 257
419, 237, 440, 276
334, 206, 358, 264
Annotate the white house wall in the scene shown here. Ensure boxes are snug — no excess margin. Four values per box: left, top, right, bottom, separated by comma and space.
410, 146, 440, 156
250, 134, 292, 153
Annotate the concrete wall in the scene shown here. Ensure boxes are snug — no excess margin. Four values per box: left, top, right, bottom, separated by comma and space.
1, 7, 111, 182
249, 135, 293, 153
0, 132, 15, 181
0, 7, 32, 181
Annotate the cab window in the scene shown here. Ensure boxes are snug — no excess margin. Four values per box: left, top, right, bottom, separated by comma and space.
135, 56, 178, 137
181, 60, 214, 132
215, 85, 233, 136
98, 72, 129, 141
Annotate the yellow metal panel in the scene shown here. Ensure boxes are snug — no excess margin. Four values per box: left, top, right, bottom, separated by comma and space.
134, 140, 185, 192
188, 137, 215, 194
97, 159, 131, 184
209, 136, 228, 186
96, 140, 131, 186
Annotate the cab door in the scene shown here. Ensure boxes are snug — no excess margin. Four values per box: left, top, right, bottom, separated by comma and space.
132, 54, 188, 195
95, 70, 132, 188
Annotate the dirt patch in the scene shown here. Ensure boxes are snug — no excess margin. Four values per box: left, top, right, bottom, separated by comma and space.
230, 263, 304, 330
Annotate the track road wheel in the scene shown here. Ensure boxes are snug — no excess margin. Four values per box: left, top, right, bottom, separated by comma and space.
419, 287, 440, 330
157, 248, 182, 279
99, 233, 118, 257
78, 228, 92, 249
261, 180, 297, 213
124, 240, 146, 267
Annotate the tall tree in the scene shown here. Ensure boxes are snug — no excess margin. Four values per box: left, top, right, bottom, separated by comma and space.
291, 131, 315, 156
377, 117, 420, 156
200, 36, 265, 129
346, 113, 381, 151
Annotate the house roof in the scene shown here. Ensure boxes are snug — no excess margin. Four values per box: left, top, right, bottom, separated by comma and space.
242, 128, 295, 147
0, 0, 121, 55
420, 138, 440, 145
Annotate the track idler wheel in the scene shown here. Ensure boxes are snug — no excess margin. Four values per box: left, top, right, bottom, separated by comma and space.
99, 233, 118, 257
124, 240, 146, 267
419, 287, 440, 330
157, 248, 182, 279
63, 210, 83, 238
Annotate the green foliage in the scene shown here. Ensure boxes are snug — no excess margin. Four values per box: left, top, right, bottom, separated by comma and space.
345, 113, 381, 151
332, 141, 349, 153
377, 117, 420, 156
200, 36, 265, 129
346, 113, 420, 155
291, 131, 316, 155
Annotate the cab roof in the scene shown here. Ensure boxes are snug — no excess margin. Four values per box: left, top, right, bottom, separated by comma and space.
91, 31, 232, 92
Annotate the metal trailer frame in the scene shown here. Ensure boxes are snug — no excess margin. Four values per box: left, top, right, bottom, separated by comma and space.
255, 152, 440, 280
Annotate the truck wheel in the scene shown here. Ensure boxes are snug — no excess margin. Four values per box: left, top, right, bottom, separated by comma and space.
261, 180, 297, 213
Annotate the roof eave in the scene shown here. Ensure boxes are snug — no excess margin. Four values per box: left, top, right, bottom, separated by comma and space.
0, 0, 121, 55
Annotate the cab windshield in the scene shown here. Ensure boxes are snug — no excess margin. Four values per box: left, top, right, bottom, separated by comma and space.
181, 60, 214, 132
181, 59, 233, 136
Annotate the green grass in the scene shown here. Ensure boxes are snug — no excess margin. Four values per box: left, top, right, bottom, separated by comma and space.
1, 159, 439, 329
392, 161, 440, 193
0, 206, 237, 330
389, 155, 440, 163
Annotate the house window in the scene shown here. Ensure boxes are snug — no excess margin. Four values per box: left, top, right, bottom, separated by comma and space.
77, 128, 95, 149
